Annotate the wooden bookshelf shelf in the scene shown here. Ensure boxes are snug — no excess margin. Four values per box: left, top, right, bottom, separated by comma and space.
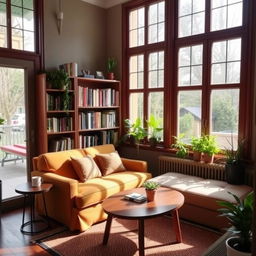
36, 74, 121, 153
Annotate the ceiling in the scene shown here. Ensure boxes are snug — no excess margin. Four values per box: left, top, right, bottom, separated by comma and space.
81, 0, 130, 9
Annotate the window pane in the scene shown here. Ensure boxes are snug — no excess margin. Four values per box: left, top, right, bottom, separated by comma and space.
148, 92, 164, 139
179, 0, 192, 16
129, 93, 144, 123
210, 89, 239, 149
192, 12, 204, 35
193, 0, 205, 12
211, 0, 243, 31
129, 8, 145, 48
179, 15, 191, 37
0, 3, 6, 26
227, 61, 240, 83
11, 0, 22, 6
12, 6, 23, 29
211, 63, 226, 84
178, 44, 203, 86
23, 9, 34, 31
23, 0, 34, 10
148, 51, 164, 88
12, 28, 23, 50
148, 1, 165, 44
24, 30, 34, 51
227, 38, 241, 61
212, 41, 226, 63
178, 90, 202, 142
129, 55, 144, 89
0, 25, 7, 47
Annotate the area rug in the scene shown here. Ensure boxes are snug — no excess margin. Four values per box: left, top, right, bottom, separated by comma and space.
36, 216, 221, 256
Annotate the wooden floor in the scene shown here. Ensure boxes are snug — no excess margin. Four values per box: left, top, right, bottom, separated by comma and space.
0, 208, 60, 256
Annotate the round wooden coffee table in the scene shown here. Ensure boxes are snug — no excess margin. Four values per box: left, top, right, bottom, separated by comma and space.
102, 187, 184, 256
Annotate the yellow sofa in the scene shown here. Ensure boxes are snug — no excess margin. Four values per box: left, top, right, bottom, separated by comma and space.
32, 144, 151, 231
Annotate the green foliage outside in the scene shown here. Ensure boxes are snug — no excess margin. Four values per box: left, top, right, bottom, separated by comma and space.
179, 113, 194, 137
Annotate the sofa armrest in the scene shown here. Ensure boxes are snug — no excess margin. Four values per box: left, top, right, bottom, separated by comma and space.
121, 158, 148, 173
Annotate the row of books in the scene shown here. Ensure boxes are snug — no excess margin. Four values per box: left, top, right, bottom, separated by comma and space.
78, 87, 119, 107
80, 111, 116, 129
47, 94, 73, 111
79, 130, 118, 147
47, 117, 73, 132
48, 137, 74, 152
59, 62, 78, 77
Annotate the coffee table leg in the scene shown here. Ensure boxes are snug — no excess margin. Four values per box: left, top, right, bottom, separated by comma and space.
138, 219, 145, 256
172, 209, 182, 243
103, 215, 113, 245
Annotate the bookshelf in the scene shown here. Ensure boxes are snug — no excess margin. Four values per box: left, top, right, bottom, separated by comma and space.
36, 74, 121, 154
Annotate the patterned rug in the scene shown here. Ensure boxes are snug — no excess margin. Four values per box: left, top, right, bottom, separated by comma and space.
36, 216, 221, 256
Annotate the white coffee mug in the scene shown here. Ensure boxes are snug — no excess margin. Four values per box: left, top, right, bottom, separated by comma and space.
32, 176, 42, 187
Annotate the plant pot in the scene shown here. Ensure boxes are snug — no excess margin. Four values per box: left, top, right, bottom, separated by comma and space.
145, 189, 156, 202
203, 153, 214, 164
225, 163, 245, 185
193, 151, 202, 161
226, 237, 251, 256
149, 137, 158, 147
107, 72, 114, 80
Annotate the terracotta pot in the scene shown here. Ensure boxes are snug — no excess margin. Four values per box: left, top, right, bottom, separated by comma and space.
226, 237, 251, 256
203, 153, 214, 164
107, 72, 114, 80
146, 189, 156, 202
193, 151, 202, 162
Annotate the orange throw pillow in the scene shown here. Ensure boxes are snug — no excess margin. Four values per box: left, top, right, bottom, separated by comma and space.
96, 151, 126, 176
71, 155, 102, 182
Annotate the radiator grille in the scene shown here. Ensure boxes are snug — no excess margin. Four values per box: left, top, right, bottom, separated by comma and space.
158, 156, 226, 181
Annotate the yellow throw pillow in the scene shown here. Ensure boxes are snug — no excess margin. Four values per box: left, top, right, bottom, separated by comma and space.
96, 151, 126, 176
71, 155, 102, 182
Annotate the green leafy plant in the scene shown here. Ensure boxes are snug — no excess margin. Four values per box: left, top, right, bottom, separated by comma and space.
225, 138, 245, 165
107, 57, 117, 73
143, 181, 160, 190
46, 69, 70, 90
146, 115, 163, 146
217, 191, 253, 253
171, 134, 188, 158
191, 136, 204, 152
124, 118, 147, 144
201, 135, 219, 156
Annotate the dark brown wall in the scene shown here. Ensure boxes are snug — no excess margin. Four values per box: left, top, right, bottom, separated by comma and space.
44, 0, 107, 74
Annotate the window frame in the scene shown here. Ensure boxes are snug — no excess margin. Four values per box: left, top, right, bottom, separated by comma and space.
122, 0, 253, 154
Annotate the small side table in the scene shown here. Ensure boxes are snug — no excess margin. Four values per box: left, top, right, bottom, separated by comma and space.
15, 182, 53, 235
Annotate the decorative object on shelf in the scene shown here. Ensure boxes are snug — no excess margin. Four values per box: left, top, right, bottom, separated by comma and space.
225, 138, 245, 185
191, 136, 204, 161
95, 71, 104, 79
146, 115, 163, 147
123, 118, 147, 154
143, 181, 160, 202
106, 57, 117, 80
217, 191, 253, 256
59, 62, 78, 77
171, 134, 188, 158
201, 135, 219, 164
56, 0, 63, 35
81, 69, 95, 78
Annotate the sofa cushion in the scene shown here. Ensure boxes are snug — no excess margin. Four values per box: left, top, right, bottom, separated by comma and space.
151, 172, 253, 211
96, 151, 126, 176
75, 171, 152, 209
71, 155, 102, 182
37, 149, 86, 179
84, 144, 116, 158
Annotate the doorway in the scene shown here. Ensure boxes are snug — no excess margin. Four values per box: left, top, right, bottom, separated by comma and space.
0, 66, 27, 199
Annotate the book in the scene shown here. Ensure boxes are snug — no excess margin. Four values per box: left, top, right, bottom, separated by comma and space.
124, 193, 147, 203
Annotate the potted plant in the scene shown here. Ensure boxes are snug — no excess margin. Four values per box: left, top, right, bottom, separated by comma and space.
191, 136, 204, 161
143, 180, 160, 202
123, 118, 147, 154
106, 57, 117, 80
146, 115, 163, 147
171, 134, 188, 158
46, 69, 70, 90
201, 135, 219, 164
217, 191, 253, 256
225, 139, 245, 185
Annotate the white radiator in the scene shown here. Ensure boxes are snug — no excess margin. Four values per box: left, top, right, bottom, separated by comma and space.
158, 156, 226, 181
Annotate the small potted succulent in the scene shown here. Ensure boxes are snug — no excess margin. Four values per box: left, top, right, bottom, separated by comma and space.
191, 136, 204, 161
201, 135, 219, 164
143, 181, 160, 202
217, 191, 253, 256
146, 115, 163, 147
106, 57, 117, 80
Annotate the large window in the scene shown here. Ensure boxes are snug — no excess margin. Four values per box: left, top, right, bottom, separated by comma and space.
123, 0, 251, 150
0, 0, 36, 52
